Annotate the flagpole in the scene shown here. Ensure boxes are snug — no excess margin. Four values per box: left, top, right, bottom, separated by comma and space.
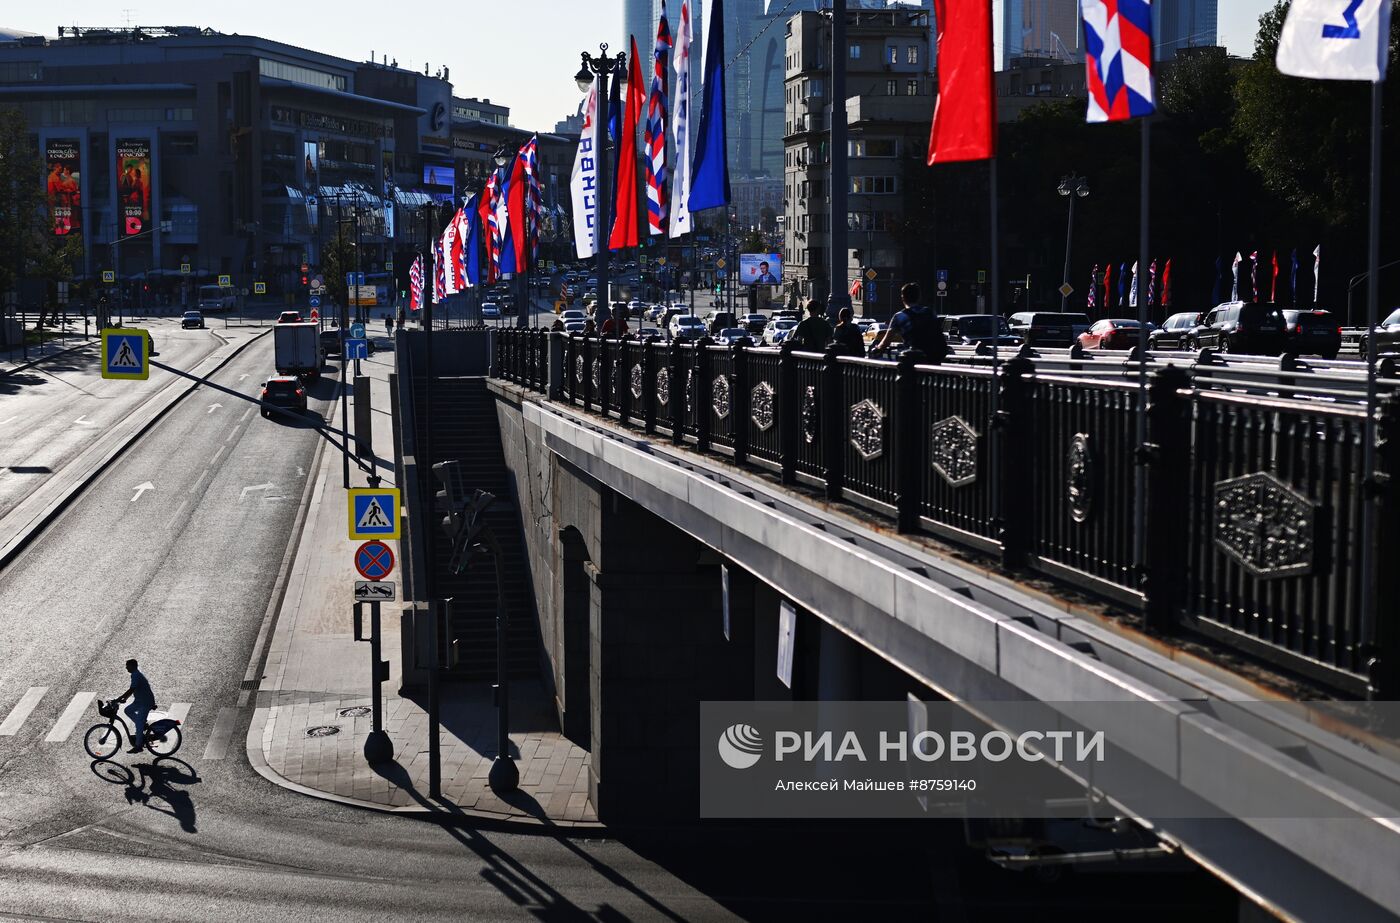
1361, 78, 1382, 693
1133, 117, 1150, 596
827, 0, 852, 320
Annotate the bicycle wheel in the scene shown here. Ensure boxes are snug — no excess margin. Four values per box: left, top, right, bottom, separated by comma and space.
84, 724, 121, 760
146, 724, 182, 757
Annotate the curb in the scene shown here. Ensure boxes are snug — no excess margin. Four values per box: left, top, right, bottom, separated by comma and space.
0, 338, 96, 377
0, 328, 273, 570
242, 704, 605, 834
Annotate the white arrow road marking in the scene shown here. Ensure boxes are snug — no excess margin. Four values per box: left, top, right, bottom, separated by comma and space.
207, 403, 223, 414
297, 467, 306, 478
238, 375, 249, 382
131, 482, 155, 502
262, 496, 288, 503
239, 482, 276, 502
73, 416, 96, 426
0, 417, 17, 426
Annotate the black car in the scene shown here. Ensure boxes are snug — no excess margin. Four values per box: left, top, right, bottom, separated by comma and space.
1359, 307, 1400, 358
318, 328, 375, 358
1008, 312, 1092, 347
1282, 309, 1342, 359
180, 310, 205, 329
1149, 312, 1201, 350
1193, 302, 1286, 356
260, 376, 307, 418
941, 314, 1022, 347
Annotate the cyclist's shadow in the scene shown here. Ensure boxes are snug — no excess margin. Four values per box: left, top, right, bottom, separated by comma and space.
91, 757, 201, 834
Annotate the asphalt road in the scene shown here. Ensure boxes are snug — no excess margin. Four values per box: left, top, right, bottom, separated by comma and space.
0, 331, 1241, 921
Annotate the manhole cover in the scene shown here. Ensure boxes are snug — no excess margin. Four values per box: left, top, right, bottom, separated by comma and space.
337, 706, 372, 718
305, 725, 342, 738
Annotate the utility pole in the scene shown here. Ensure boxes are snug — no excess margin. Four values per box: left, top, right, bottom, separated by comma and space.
826, 0, 852, 321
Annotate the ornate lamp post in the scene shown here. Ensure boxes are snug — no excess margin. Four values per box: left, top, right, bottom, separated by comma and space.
574, 46, 628, 327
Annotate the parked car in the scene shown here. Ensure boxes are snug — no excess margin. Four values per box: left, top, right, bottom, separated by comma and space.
670, 315, 707, 340
260, 376, 307, 418
1193, 302, 1286, 356
707, 311, 737, 334
1008, 312, 1093, 347
1149, 312, 1202, 350
764, 318, 799, 345
1078, 318, 1145, 350
180, 310, 205, 329
941, 314, 1021, 347
740, 313, 769, 335
481, 302, 501, 320
1281, 309, 1342, 359
277, 310, 302, 324
1359, 307, 1400, 357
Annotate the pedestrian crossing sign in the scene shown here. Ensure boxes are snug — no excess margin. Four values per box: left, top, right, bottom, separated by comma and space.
348, 488, 400, 540
101, 328, 150, 380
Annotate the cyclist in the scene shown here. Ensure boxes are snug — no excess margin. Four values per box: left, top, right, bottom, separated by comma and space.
116, 659, 156, 753
870, 282, 948, 361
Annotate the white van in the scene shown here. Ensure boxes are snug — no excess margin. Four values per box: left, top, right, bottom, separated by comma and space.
197, 284, 236, 313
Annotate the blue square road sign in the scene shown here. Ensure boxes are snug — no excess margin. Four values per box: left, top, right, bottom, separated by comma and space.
348, 488, 401, 540
101, 328, 150, 380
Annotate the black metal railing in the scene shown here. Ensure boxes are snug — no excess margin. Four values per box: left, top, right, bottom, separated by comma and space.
490, 329, 1400, 698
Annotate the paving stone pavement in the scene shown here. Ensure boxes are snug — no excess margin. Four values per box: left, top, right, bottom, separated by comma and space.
247, 342, 598, 827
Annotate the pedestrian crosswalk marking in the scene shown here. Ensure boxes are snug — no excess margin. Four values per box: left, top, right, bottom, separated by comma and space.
166, 703, 191, 726
357, 498, 390, 529
202, 707, 239, 761
0, 687, 48, 736
44, 691, 95, 743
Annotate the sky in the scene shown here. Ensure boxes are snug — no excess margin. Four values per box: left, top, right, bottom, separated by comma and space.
5, 0, 1278, 132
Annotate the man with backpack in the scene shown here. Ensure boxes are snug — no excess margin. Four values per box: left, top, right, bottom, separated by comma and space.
871, 283, 948, 361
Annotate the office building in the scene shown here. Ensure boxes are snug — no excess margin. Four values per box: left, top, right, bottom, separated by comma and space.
783, 6, 933, 315
1001, 0, 1081, 68
1155, 0, 1218, 60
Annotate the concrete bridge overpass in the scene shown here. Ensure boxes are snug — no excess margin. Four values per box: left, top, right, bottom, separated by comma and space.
394, 329, 1400, 921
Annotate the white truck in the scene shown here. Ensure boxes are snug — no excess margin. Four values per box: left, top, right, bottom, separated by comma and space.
273, 321, 322, 379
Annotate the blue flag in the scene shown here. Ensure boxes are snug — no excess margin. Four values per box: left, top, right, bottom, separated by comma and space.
1118, 262, 1128, 307
688, 0, 730, 212
1290, 248, 1299, 307
463, 193, 483, 288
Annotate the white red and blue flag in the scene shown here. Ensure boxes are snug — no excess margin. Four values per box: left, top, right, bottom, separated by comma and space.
669, 0, 693, 238
409, 254, 423, 311
1080, 0, 1155, 122
433, 236, 446, 305
646, 1, 673, 236
523, 135, 542, 265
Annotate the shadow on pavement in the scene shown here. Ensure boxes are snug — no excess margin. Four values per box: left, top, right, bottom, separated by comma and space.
88, 756, 201, 834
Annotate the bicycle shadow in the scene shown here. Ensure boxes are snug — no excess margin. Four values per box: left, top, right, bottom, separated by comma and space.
89, 756, 202, 834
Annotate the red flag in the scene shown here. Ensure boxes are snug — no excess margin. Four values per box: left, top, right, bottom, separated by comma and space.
1102, 263, 1113, 311
1270, 250, 1279, 303
609, 37, 645, 250
928, 0, 996, 164
509, 150, 529, 271
1161, 258, 1172, 307
478, 181, 497, 284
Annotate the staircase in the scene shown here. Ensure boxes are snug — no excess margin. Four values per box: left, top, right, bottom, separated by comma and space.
412, 376, 538, 680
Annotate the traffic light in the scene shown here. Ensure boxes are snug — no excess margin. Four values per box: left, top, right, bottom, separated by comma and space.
433, 460, 496, 574
301, 274, 309, 287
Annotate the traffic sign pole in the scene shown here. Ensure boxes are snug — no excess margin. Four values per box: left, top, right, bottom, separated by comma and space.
364, 600, 393, 763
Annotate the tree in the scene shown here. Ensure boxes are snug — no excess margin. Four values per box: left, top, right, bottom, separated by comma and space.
0, 106, 84, 328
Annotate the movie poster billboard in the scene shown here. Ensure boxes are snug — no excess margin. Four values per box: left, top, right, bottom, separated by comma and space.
45, 139, 82, 237
115, 138, 152, 237
739, 253, 783, 286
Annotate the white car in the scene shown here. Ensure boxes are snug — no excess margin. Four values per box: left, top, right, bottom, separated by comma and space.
670, 315, 707, 340
563, 320, 587, 333
764, 319, 799, 345
561, 309, 586, 323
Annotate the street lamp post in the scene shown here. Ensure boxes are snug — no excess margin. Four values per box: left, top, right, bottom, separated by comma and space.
1058, 174, 1090, 312
827, 0, 853, 321
576, 46, 628, 332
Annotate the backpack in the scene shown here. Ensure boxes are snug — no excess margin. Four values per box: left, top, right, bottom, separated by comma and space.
902, 306, 947, 358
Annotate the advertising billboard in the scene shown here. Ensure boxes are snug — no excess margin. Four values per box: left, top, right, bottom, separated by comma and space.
303, 140, 320, 191
45, 139, 82, 237
739, 253, 783, 286
115, 138, 152, 237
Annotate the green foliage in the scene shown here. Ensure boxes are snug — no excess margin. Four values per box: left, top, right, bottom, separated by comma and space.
0, 105, 83, 318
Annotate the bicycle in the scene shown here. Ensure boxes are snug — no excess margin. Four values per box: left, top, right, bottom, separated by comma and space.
83, 699, 183, 760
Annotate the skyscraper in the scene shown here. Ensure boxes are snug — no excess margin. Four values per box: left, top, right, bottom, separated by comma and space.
1001, 0, 1081, 68
1154, 0, 1218, 60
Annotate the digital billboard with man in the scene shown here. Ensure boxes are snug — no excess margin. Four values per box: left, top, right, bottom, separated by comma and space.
115, 138, 151, 237
45, 139, 82, 236
739, 254, 783, 286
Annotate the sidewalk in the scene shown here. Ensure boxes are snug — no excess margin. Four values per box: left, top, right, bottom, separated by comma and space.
0, 320, 95, 375
246, 341, 599, 828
